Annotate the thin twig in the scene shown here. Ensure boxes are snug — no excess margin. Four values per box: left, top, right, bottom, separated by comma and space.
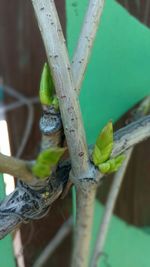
90, 149, 132, 267
0, 97, 38, 114
0, 84, 38, 182
90, 96, 150, 267
4, 85, 37, 158
33, 217, 73, 267
16, 103, 34, 158
0, 153, 34, 183
1, 113, 150, 184
4, 85, 33, 104
0, 114, 150, 239
112, 114, 150, 157
72, 0, 105, 93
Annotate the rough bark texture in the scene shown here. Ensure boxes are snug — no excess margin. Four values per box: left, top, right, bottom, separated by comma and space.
0, 177, 63, 239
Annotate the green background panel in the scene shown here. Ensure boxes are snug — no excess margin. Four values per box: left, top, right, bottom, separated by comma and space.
67, 0, 150, 266
0, 84, 16, 266
0, 174, 16, 267
92, 201, 150, 267
67, 0, 150, 144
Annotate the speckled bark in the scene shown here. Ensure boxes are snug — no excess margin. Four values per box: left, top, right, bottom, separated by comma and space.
31, 0, 90, 178
72, 0, 105, 93
71, 184, 97, 267
30, 2, 150, 267
113, 115, 150, 157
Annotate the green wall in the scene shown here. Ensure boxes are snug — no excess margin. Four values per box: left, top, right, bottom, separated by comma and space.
67, 0, 150, 144
67, 0, 150, 266
92, 201, 150, 267
0, 83, 16, 266
0, 174, 16, 267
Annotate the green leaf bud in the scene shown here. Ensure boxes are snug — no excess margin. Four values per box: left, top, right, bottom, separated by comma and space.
92, 121, 113, 165
39, 63, 54, 105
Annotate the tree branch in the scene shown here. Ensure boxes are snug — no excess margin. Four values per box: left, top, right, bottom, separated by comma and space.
0, 163, 70, 239
88, 114, 150, 184
33, 216, 73, 267
1, 2, 149, 267
31, 2, 100, 267
1, 113, 150, 239
31, 0, 90, 178
90, 149, 133, 267
72, 0, 105, 93
90, 96, 150, 267
1, 112, 150, 185
0, 0, 105, 181
0, 153, 34, 183
26, 2, 150, 267
112, 114, 150, 157
71, 185, 97, 267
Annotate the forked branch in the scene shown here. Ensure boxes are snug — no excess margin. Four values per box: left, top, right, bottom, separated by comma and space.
0, 2, 149, 267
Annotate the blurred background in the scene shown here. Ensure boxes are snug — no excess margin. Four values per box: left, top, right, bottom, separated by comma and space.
1, 0, 150, 266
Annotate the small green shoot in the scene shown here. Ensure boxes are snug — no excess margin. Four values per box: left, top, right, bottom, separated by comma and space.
39, 63, 59, 111
98, 154, 125, 174
32, 147, 66, 179
39, 63, 54, 106
92, 122, 125, 174
92, 122, 113, 165
52, 96, 59, 111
